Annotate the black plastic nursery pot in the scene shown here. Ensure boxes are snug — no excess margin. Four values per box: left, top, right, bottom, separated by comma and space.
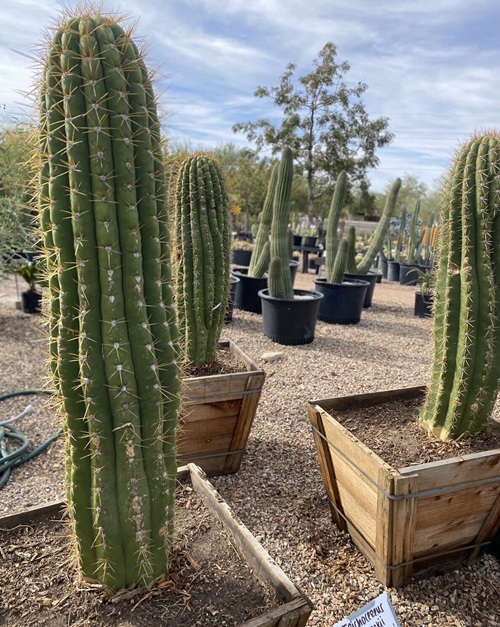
387, 260, 400, 282
231, 248, 253, 267
293, 234, 302, 247
224, 275, 240, 323
232, 268, 267, 314
232, 260, 300, 315
314, 278, 369, 324
344, 271, 379, 308
414, 291, 433, 318
380, 258, 388, 279
258, 288, 323, 346
21, 291, 42, 314
301, 235, 317, 248
399, 262, 420, 286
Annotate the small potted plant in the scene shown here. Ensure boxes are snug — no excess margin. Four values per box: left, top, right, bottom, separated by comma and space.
414, 267, 434, 317
10, 258, 43, 314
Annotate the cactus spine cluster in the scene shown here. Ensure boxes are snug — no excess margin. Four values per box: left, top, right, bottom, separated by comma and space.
174, 154, 231, 367
39, 12, 180, 589
356, 178, 401, 274
325, 171, 348, 283
268, 147, 294, 299
420, 133, 500, 440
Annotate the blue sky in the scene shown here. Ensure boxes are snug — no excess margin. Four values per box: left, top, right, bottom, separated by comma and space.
1, 0, 499, 194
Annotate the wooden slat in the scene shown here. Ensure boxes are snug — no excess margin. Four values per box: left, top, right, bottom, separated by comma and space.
0, 501, 65, 528
468, 491, 500, 563
240, 597, 312, 627
189, 464, 311, 605
374, 468, 394, 586
224, 372, 265, 474
390, 473, 419, 587
181, 399, 241, 422
399, 450, 500, 490
307, 404, 347, 531
311, 385, 426, 413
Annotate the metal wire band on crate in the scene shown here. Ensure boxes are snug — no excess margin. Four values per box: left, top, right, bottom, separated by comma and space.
309, 422, 500, 500
323, 491, 492, 570
178, 448, 246, 462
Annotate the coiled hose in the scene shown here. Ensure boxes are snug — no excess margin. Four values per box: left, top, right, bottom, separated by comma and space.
0, 390, 62, 489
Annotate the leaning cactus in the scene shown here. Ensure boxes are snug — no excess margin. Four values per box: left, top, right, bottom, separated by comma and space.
420, 133, 500, 440
356, 178, 401, 274
268, 147, 294, 299
345, 226, 358, 274
325, 171, 348, 283
248, 162, 278, 277
174, 153, 231, 367
39, 12, 180, 589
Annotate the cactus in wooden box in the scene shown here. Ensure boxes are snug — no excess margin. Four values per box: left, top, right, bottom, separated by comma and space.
38, 11, 180, 589
420, 133, 500, 440
174, 153, 231, 367
268, 147, 294, 299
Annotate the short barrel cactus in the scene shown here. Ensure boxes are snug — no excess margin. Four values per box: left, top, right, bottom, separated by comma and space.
420, 133, 500, 440
173, 153, 231, 367
39, 12, 180, 589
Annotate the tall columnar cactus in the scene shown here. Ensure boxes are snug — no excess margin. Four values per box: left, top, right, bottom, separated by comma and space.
406, 199, 422, 264
394, 206, 407, 263
345, 226, 358, 273
356, 178, 401, 274
268, 147, 294, 299
39, 12, 180, 590
420, 133, 500, 440
174, 153, 231, 367
248, 162, 278, 277
325, 171, 348, 283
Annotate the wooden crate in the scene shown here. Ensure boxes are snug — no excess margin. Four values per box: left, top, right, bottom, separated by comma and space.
307, 386, 500, 587
178, 340, 265, 475
0, 465, 313, 627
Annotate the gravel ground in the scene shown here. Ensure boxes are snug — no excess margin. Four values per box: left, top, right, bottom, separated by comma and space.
1, 272, 499, 626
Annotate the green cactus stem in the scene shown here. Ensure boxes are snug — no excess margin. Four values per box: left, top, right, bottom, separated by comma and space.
268, 147, 294, 299
406, 200, 422, 264
39, 12, 180, 589
394, 207, 407, 263
345, 226, 358, 274
174, 153, 231, 367
356, 178, 401, 274
420, 133, 500, 440
325, 171, 348, 283
330, 238, 350, 284
248, 162, 278, 277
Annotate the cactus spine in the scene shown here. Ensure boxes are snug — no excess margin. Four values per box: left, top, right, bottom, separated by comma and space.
174, 153, 231, 367
325, 171, 348, 283
420, 133, 500, 440
356, 178, 401, 274
39, 13, 180, 589
248, 162, 278, 277
268, 147, 294, 299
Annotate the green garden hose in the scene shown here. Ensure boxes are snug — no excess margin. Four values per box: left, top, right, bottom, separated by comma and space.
0, 390, 61, 489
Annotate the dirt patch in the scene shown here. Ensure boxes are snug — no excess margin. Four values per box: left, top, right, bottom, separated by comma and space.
0, 483, 277, 627
334, 396, 500, 469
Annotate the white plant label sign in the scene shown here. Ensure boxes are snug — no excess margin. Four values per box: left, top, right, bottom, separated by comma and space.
333, 592, 400, 627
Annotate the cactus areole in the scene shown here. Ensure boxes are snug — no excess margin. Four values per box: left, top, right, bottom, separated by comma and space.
39, 13, 181, 589
420, 133, 500, 440
174, 153, 231, 367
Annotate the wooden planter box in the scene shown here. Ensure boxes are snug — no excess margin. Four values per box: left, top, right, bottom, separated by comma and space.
0, 465, 312, 627
178, 340, 265, 475
307, 385, 500, 587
